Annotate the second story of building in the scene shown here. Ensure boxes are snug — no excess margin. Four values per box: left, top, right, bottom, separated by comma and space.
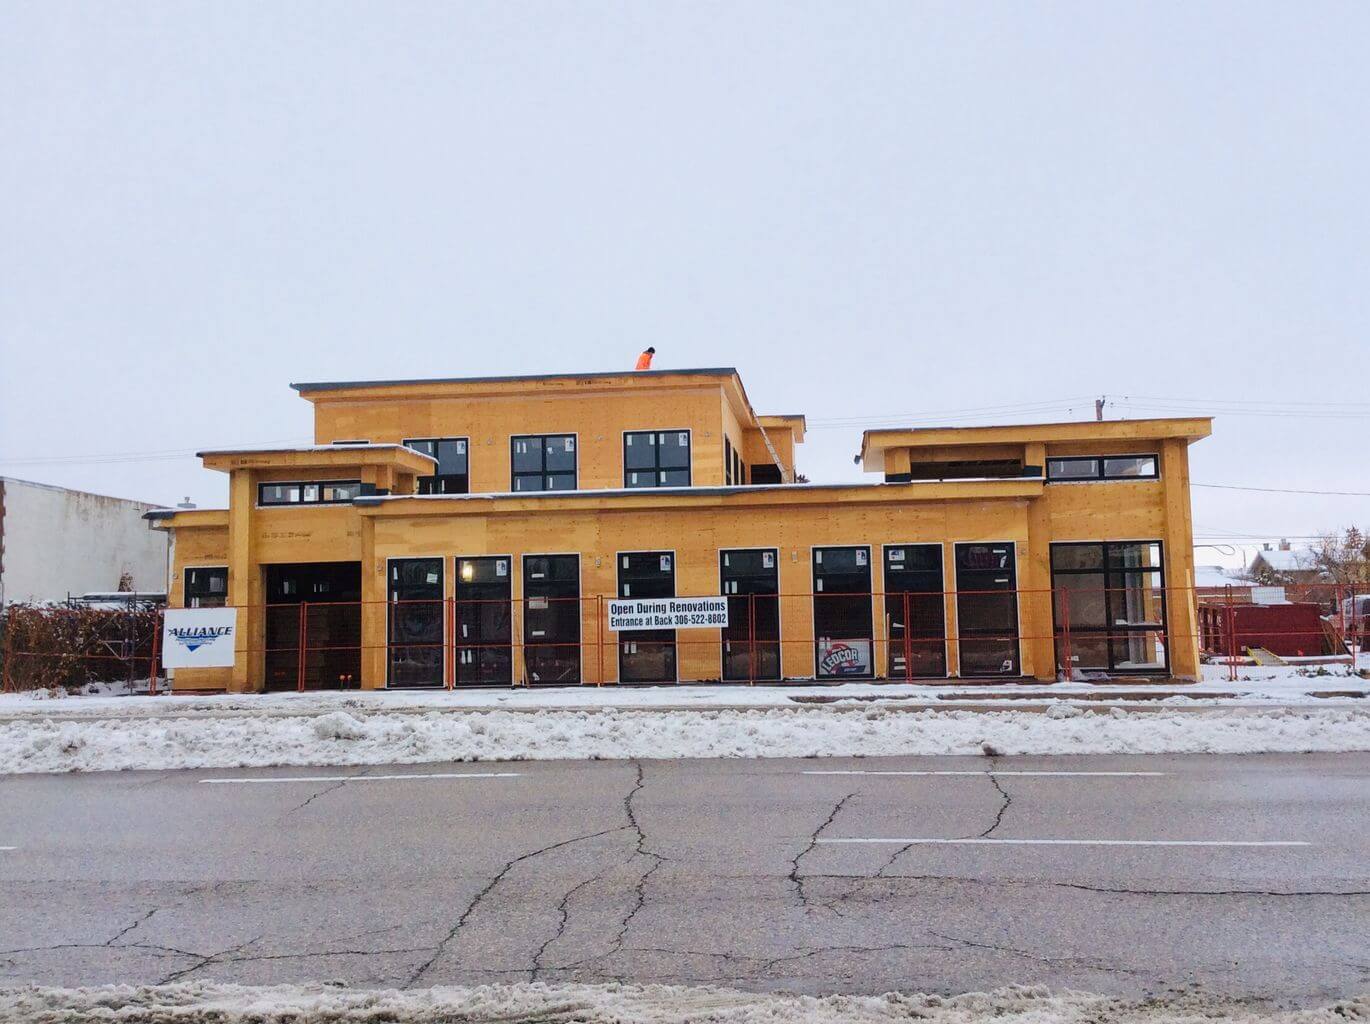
289, 368, 805, 495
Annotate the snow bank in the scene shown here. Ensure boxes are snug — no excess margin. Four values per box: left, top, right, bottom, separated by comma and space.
3, 704, 1368, 774
0, 981, 1364, 1024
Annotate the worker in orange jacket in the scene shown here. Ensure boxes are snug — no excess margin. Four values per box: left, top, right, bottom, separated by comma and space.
635, 346, 656, 370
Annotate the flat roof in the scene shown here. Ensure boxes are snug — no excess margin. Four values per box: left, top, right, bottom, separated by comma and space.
860, 416, 1213, 465
291, 367, 740, 394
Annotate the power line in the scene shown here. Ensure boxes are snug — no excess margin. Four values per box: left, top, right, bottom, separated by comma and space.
0, 439, 314, 468
1194, 482, 1370, 497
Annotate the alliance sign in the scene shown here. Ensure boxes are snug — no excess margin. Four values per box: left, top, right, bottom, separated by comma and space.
161, 608, 238, 668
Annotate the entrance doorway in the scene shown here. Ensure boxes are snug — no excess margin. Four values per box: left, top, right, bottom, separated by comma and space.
883, 545, 947, 678
264, 562, 361, 691
953, 542, 1020, 676
720, 548, 780, 680
524, 555, 580, 684
456, 556, 513, 685
812, 546, 873, 678
387, 557, 443, 687
618, 551, 676, 683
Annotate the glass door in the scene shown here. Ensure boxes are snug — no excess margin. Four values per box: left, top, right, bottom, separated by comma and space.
618, 551, 676, 682
388, 558, 444, 687
954, 543, 1020, 676
523, 555, 581, 684
812, 546, 873, 678
720, 548, 780, 680
884, 545, 947, 678
455, 556, 512, 685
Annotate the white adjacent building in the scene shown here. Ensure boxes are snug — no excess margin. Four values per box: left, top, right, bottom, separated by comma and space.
0, 477, 169, 605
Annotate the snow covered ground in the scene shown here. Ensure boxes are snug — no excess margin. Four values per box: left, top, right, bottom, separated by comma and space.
3, 701, 1369, 774
1, 981, 1364, 1024
2, 662, 1366, 720
1, 664, 1367, 775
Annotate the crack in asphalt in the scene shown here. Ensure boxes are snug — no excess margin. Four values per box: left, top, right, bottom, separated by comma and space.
930, 929, 1144, 976
104, 906, 160, 945
529, 873, 607, 980
286, 766, 371, 815
157, 937, 260, 984
788, 791, 857, 908
602, 761, 668, 958
977, 767, 1012, 839
1055, 883, 1370, 898
404, 822, 630, 987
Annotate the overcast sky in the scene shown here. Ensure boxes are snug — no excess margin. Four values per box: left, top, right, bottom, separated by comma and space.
2, 2, 1366, 568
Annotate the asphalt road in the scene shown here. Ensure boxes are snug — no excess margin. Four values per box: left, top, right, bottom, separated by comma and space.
1, 753, 1368, 1003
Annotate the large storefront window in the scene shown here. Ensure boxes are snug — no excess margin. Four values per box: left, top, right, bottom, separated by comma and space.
1051, 542, 1167, 673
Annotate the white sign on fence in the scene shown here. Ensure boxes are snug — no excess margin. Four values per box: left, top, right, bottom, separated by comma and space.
608, 597, 729, 631
161, 608, 238, 668
816, 638, 872, 677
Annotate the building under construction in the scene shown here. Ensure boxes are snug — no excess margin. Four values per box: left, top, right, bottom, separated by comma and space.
147, 367, 1211, 692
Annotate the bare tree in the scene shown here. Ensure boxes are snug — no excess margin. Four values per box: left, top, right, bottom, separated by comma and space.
1307, 526, 1370, 586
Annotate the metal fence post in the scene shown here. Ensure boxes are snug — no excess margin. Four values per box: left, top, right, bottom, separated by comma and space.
148, 607, 162, 696
1, 606, 13, 694
596, 594, 604, 686
902, 591, 912, 682
748, 591, 757, 684
297, 602, 308, 692
1060, 588, 1072, 682
1224, 585, 1237, 682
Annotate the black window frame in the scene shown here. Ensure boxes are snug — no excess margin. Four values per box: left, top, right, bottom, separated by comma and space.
184, 566, 228, 608
1050, 540, 1169, 674
404, 436, 470, 495
1046, 454, 1160, 482
257, 480, 362, 506
510, 434, 578, 493
623, 429, 692, 488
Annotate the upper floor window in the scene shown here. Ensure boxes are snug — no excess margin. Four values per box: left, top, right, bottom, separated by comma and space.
511, 434, 576, 492
185, 566, 227, 608
258, 480, 361, 506
404, 437, 469, 494
1046, 455, 1158, 482
624, 430, 691, 488
724, 437, 746, 486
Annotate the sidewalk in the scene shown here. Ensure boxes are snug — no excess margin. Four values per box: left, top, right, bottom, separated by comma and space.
2, 662, 1365, 723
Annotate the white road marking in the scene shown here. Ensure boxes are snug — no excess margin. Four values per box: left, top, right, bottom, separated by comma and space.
0, 847, 15, 851
819, 838, 1311, 847
802, 770, 1167, 777
200, 772, 521, 784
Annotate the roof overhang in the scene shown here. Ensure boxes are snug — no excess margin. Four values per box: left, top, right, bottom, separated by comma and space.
860, 417, 1213, 468
757, 414, 807, 444
356, 477, 1044, 517
196, 443, 435, 475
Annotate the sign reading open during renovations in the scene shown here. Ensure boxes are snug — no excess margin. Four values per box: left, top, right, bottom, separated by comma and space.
161, 608, 238, 668
608, 597, 728, 631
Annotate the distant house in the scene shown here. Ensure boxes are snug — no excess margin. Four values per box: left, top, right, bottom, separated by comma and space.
1245, 543, 1331, 608
0, 477, 169, 605
1194, 564, 1248, 604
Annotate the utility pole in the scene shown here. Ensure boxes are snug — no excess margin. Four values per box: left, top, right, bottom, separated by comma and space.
1094, 396, 1106, 421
